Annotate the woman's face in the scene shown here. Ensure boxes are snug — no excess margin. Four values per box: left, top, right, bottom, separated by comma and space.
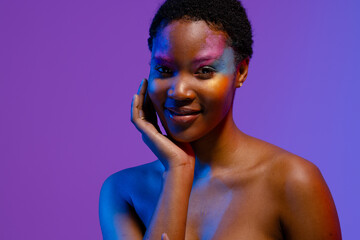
148, 20, 243, 142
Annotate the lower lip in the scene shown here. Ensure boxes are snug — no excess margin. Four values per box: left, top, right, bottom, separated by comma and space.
165, 109, 200, 125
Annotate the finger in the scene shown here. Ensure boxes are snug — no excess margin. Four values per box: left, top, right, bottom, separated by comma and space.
131, 94, 140, 124
137, 78, 147, 95
131, 93, 158, 134
161, 233, 169, 240
137, 78, 148, 118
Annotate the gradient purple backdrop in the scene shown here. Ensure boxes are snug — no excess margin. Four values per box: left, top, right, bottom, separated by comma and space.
1, 0, 359, 239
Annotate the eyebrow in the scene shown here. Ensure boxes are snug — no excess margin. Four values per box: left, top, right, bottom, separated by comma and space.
191, 55, 222, 64
151, 55, 222, 66
151, 56, 174, 65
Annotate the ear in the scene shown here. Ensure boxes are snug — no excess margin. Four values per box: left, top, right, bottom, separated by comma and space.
235, 57, 250, 88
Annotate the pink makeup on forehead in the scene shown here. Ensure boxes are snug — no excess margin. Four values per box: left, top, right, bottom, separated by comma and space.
194, 32, 227, 61
153, 55, 173, 64
151, 21, 230, 66
191, 56, 220, 67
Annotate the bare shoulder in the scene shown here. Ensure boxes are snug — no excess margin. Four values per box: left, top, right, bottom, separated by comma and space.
100, 160, 163, 203
244, 135, 320, 188
266, 148, 323, 191
256, 140, 330, 202
256, 141, 342, 239
99, 160, 163, 239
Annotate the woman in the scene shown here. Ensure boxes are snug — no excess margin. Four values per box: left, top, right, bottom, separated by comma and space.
99, 0, 342, 239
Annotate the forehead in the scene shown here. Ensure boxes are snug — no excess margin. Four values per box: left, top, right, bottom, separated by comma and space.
152, 20, 229, 60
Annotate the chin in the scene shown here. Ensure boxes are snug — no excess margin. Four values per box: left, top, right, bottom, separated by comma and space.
163, 126, 207, 143
158, 113, 213, 143
169, 133, 199, 143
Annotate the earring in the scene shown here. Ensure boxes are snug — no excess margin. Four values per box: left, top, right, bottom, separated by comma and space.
239, 82, 243, 87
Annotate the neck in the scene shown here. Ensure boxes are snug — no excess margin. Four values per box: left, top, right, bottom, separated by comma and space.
190, 108, 249, 178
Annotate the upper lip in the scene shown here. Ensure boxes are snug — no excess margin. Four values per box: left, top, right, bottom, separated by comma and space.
165, 106, 202, 115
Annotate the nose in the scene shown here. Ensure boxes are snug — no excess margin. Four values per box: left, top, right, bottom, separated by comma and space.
167, 73, 196, 100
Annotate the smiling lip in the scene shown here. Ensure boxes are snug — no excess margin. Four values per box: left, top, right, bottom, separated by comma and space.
165, 107, 202, 124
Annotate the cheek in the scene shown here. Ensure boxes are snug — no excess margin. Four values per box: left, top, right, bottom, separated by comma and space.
201, 75, 235, 114
147, 80, 167, 110
205, 75, 234, 99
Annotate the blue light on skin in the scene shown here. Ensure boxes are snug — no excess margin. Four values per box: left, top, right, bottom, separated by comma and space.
190, 160, 233, 239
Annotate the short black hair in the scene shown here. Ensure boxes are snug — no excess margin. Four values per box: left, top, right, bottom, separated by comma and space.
148, 0, 253, 63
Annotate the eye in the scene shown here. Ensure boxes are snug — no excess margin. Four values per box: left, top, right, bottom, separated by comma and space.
195, 66, 216, 79
155, 66, 173, 77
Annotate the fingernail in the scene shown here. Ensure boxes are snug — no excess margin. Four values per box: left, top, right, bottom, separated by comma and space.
161, 233, 169, 240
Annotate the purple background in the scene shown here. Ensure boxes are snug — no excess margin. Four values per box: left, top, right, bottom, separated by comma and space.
1, 0, 359, 239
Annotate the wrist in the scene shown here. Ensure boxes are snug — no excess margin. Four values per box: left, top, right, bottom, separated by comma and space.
163, 163, 195, 181
161, 156, 195, 171
167, 161, 194, 173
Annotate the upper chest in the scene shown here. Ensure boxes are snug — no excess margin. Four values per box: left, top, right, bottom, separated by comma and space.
185, 176, 282, 240
132, 171, 283, 240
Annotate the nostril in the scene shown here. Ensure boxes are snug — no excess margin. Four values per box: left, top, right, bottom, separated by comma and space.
165, 98, 194, 107
167, 80, 196, 100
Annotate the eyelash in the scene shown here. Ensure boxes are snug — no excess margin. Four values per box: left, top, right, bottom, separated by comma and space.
155, 65, 216, 80
155, 66, 173, 75
195, 66, 216, 79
